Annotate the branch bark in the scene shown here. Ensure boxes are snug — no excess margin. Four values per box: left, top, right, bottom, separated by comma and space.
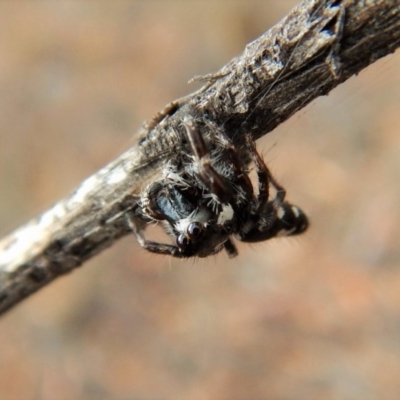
0, 0, 399, 315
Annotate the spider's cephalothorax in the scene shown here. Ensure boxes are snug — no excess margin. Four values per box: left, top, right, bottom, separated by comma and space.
127, 117, 308, 258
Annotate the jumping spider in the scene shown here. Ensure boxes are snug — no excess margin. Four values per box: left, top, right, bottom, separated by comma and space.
127, 117, 308, 258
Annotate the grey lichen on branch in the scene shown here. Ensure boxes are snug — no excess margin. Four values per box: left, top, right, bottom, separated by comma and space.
0, 0, 399, 315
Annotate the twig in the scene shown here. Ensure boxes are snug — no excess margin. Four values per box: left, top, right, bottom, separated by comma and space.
0, 0, 399, 315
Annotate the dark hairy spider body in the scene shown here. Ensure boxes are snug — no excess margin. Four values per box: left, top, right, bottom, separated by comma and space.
127, 117, 308, 258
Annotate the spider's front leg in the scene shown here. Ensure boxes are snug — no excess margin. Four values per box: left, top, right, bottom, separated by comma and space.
183, 117, 234, 204
125, 212, 186, 258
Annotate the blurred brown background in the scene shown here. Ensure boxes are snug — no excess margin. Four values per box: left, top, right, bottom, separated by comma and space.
0, 2, 400, 399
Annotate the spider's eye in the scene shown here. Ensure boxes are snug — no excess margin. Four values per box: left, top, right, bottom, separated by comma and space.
177, 234, 190, 250
187, 222, 203, 240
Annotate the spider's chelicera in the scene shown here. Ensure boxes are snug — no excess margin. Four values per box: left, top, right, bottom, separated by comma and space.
127, 117, 308, 258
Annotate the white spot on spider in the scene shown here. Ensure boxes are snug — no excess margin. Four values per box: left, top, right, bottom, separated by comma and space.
291, 206, 300, 217
277, 227, 296, 237
277, 207, 285, 220
174, 208, 211, 234
217, 204, 234, 225
174, 217, 192, 235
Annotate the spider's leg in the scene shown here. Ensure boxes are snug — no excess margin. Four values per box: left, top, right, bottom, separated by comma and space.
268, 174, 286, 203
212, 127, 254, 201
125, 212, 185, 258
223, 238, 238, 258
245, 135, 286, 211
183, 118, 233, 204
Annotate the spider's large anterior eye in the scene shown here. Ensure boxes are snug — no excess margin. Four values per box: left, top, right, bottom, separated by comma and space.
187, 222, 203, 240
177, 234, 190, 250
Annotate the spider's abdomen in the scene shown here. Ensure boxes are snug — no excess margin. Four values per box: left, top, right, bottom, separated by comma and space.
236, 202, 308, 243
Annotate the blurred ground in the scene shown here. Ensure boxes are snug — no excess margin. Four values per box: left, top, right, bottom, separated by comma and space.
0, 2, 400, 400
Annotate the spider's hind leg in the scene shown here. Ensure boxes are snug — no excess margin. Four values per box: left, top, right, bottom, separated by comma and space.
223, 238, 238, 258
244, 134, 286, 211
